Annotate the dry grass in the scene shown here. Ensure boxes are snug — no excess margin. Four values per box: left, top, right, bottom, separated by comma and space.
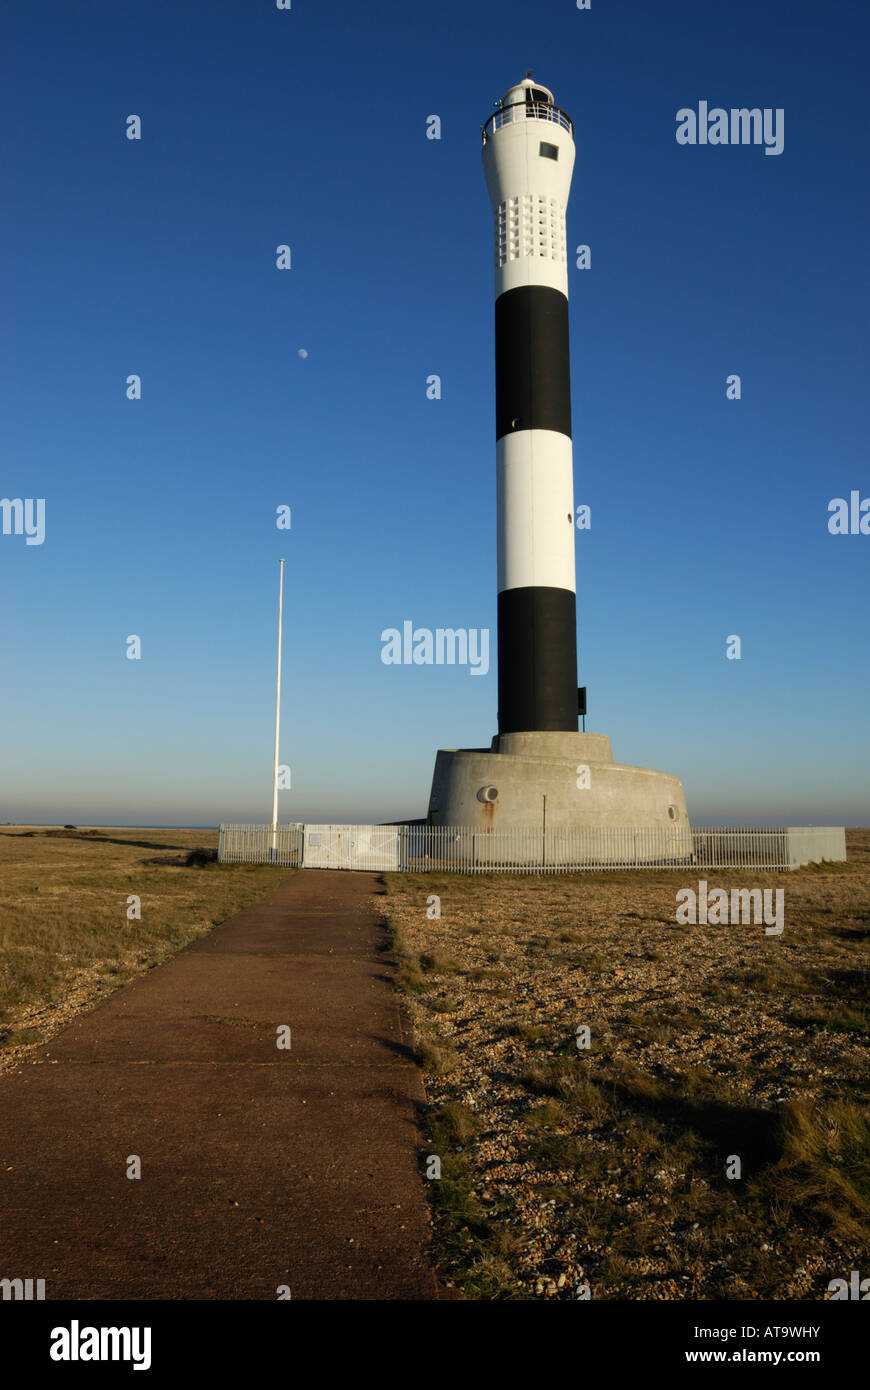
383, 828, 870, 1300
0, 826, 294, 1066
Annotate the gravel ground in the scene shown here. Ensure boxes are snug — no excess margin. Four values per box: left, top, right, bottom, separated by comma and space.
381, 831, 870, 1300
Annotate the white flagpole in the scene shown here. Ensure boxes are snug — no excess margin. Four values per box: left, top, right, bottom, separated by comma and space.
271, 558, 285, 855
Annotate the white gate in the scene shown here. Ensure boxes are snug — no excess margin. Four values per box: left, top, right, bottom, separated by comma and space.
302, 824, 401, 871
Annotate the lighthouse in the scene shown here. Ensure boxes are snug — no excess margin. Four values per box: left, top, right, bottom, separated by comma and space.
426, 74, 690, 850
483, 75, 579, 735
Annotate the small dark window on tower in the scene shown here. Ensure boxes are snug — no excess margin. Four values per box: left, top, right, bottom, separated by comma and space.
539, 141, 559, 160
531, 88, 550, 103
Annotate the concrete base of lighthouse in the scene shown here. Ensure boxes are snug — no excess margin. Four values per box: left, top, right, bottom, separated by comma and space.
427, 731, 690, 862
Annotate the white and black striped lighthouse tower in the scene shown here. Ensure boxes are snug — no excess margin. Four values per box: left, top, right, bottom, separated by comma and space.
483, 75, 579, 735
426, 75, 690, 845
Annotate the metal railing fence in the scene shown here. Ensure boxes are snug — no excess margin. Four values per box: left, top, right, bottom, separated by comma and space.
217, 823, 303, 866
482, 101, 573, 143
218, 824, 845, 873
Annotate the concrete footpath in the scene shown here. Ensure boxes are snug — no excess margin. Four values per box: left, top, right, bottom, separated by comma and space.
0, 871, 446, 1299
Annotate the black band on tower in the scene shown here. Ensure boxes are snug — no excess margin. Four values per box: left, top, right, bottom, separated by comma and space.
497, 586, 579, 733
495, 286, 572, 441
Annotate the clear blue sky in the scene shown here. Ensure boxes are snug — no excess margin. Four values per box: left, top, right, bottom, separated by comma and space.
3, 0, 868, 827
